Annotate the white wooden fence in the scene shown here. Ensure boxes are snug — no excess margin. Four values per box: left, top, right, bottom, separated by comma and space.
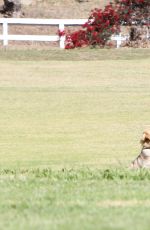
0, 18, 128, 48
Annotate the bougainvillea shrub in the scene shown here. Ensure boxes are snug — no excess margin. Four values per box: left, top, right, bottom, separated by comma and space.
58, 0, 150, 49
65, 3, 121, 49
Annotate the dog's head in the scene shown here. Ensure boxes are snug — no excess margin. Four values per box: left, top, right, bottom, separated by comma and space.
140, 130, 150, 147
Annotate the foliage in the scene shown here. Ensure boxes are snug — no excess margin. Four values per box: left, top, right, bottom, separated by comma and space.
65, 3, 121, 49
59, 0, 150, 49
114, 0, 150, 26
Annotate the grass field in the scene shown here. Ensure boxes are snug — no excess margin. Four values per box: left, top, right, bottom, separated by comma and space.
0, 48, 150, 229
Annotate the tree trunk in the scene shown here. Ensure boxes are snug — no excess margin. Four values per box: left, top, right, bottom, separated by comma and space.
127, 25, 150, 48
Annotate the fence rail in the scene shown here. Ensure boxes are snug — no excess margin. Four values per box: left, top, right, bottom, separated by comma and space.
0, 18, 128, 48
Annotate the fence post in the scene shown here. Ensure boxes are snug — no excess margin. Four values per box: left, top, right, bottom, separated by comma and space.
3, 19, 8, 46
59, 23, 65, 49
116, 34, 122, 48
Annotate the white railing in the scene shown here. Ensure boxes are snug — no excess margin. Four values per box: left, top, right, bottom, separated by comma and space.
0, 18, 87, 48
0, 18, 128, 48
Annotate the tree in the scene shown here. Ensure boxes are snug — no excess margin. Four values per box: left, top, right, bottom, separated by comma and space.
0, 0, 21, 17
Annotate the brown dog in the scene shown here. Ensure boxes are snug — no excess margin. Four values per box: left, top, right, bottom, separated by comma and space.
131, 130, 150, 169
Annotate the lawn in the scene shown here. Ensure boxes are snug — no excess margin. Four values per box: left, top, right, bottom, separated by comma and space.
1, 168, 150, 230
0, 48, 150, 229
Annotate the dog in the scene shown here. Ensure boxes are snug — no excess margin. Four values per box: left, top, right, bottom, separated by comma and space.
131, 130, 150, 169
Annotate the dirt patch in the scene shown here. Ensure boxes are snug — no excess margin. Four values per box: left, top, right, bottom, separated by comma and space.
21, 0, 109, 19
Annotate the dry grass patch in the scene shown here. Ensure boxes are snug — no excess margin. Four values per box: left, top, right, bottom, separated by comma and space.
98, 200, 150, 207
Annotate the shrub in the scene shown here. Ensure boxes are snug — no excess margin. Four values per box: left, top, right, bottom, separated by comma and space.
58, 0, 150, 49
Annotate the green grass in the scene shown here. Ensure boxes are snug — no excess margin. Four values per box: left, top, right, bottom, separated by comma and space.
1, 168, 150, 230
0, 48, 150, 229
0, 47, 150, 61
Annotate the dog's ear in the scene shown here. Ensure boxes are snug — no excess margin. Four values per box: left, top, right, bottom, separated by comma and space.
140, 131, 148, 146
140, 130, 150, 146
143, 130, 150, 141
